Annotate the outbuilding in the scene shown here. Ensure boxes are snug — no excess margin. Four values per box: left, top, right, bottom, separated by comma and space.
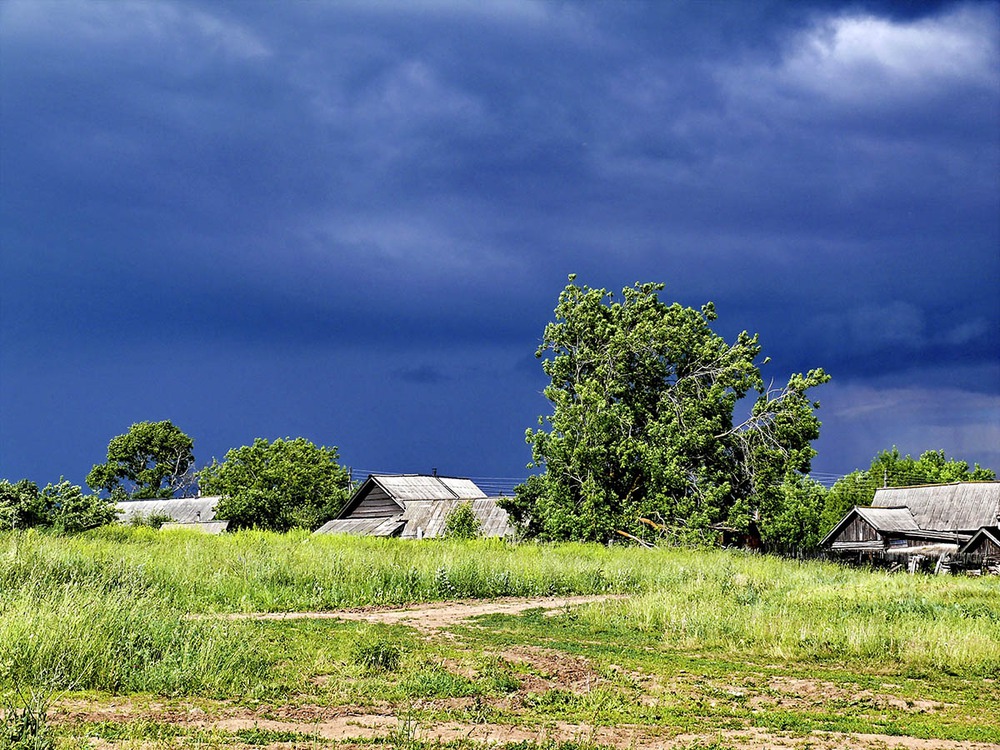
314, 474, 514, 539
116, 496, 228, 533
821, 482, 1000, 571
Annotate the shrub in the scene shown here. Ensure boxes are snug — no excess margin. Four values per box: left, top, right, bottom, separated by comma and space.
444, 502, 481, 540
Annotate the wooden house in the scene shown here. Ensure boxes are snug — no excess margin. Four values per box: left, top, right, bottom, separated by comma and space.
821, 482, 1000, 567
116, 496, 229, 533
314, 474, 515, 539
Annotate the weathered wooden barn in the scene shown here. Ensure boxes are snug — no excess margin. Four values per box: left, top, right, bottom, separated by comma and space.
958, 526, 1000, 569
821, 482, 1000, 569
116, 496, 228, 533
314, 474, 515, 539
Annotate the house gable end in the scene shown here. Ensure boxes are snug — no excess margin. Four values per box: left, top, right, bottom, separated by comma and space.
337, 476, 405, 519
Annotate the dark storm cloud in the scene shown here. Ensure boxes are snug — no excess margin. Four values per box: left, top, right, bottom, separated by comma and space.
1, 0, 998, 484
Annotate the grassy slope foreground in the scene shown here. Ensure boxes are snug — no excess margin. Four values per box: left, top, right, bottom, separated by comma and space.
1, 527, 998, 749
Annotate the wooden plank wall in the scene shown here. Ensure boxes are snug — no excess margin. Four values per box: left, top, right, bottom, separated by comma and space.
834, 515, 880, 544
348, 485, 402, 518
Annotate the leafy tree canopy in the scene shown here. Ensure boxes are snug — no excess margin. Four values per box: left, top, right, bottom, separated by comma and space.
500, 277, 829, 546
819, 448, 996, 536
87, 420, 195, 500
0, 478, 117, 532
199, 437, 350, 531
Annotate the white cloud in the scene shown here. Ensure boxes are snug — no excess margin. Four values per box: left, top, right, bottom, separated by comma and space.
782, 4, 999, 101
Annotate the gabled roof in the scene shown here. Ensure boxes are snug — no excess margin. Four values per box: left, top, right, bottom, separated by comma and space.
820, 506, 919, 548
958, 526, 1000, 556
873, 482, 1000, 531
369, 474, 487, 501
116, 496, 220, 524
337, 474, 488, 518
855, 506, 921, 533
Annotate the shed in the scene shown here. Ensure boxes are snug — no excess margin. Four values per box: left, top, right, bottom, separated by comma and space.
821, 482, 1000, 566
314, 474, 514, 539
958, 526, 1000, 567
116, 496, 224, 532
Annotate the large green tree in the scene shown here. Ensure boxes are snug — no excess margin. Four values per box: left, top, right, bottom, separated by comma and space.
199, 437, 351, 531
501, 278, 829, 545
819, 448, 995, 536
87, 420, 195, 500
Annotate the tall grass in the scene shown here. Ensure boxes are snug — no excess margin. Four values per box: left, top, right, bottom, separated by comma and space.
0, 527, 643, 612
2, 527, 998, 693
574, 550, 1000, 678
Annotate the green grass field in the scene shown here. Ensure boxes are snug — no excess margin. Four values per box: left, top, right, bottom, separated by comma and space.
2, 527, 998, 749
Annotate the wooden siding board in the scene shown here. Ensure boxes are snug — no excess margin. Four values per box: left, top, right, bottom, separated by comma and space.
349, 486, 404, 518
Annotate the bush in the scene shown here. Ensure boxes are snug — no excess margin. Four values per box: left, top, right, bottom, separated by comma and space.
444, 502, 481, 540
0, 479, 116, 533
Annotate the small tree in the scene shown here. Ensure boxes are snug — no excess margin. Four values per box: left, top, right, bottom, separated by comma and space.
87, 421, 195, 499
42, 480, 118, 533
444, 502, 481, 539
200, 437, 350, 531
0, 480, 47, 530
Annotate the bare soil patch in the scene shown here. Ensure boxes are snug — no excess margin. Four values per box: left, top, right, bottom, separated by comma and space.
205, 594, 626, 632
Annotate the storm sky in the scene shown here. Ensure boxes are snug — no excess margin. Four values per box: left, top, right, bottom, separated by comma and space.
2, 0, 998, 493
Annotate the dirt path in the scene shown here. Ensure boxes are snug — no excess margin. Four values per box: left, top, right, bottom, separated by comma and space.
69, 596, 999, 749
66, 702, 1000, 750
206, 593, 627, 632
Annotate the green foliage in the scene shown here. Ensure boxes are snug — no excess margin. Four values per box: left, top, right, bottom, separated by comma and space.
504, 277, 829, 544
42, 480, 118, 533
0, 479, 115, 533
86, 420, 195, 500
443, 501, 481, 539
0, 480, 48, 530
128, 512, 174, 529
200, 437, 350, 531
820, 448, 996, 536
351, 628, 402, 672
757, 473, 827, 555
0, 687, 53, 750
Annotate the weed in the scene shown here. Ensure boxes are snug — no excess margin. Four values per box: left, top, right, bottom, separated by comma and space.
402, 663, 477, 698
1, 687, 53, 750
351, 628, 403, 672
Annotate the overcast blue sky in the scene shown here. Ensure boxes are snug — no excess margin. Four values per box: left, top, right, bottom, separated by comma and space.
2, 0, 998, 493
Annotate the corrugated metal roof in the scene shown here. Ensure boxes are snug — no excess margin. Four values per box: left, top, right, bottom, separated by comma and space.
855, 506, 920, 533
116, 496, 220, 524
372, 475, 487, 501
873, 482, 1000, 532
398, 497, 514, 539
314, 516, 406, 537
